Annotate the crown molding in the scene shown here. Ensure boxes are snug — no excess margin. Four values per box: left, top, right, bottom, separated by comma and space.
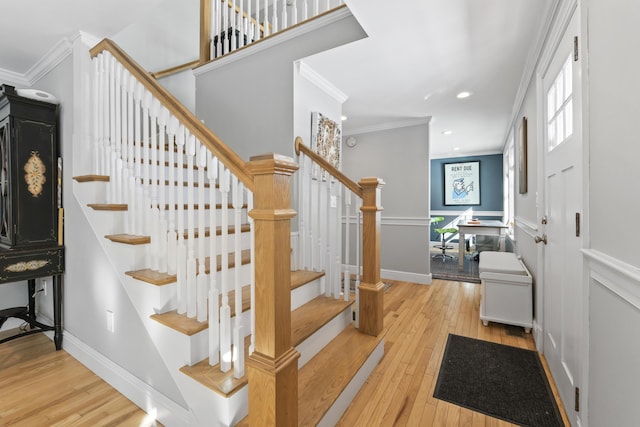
343, 117, 431, 136
0, 35, 76, 87
0, 68, 30, 87
26, 37, 74, 85
297, 61, 348, 103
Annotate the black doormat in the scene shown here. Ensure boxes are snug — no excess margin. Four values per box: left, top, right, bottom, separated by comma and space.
434, 334, 564, 427
430, 254, 480, 283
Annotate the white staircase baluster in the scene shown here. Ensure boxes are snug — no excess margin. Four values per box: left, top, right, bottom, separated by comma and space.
141, 90, 152, 239
254, 0, 261, 41
282, 0, 288, 29
166, 117, 179, 275
324, 175, 331, 297
273, 0, 279, 32
232, 176, 244, 378
126, 73, 136, 234
247, 0, 253, 43
355, 203, 362, 328
216, 0, 223, 57
157, 107, 169, 273
219, 165, 232, 372
263, 0, 269, 36
239, 0, 245, 49
344, 189, 351, 302
291, 0, 298, 26
196, 144, 208, 322
115, 63, 123, 204
176, 127, 187, 314
222, 0, 229, 53
92, 56, 100, 174
333, 181, 342, 299
247, 191, 255, 355
303, 0, 308, 21
207, 153, 220, 365
108, 56, 116, 202
149, 99, 161, 271
186, 134, 197, 318
231, 0, 237, 52
314, 0, 319, 16
133, 82, 144, 235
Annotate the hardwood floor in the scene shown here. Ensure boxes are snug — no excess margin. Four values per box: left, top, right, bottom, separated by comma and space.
0, 329, 159, 426
0, 279, 569, 426
337, 279, 570, 426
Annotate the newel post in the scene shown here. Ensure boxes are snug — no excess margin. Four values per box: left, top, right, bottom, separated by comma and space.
246, 153, 300, 427
358, 177, 385, 336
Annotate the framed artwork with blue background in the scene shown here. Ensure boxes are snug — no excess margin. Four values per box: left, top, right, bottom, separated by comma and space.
443, 161, 480, 206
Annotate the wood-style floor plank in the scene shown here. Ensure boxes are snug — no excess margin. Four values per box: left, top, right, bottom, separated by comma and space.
0, 331, 159, 426
336, 279, 571, 427
0, 279, 569, 427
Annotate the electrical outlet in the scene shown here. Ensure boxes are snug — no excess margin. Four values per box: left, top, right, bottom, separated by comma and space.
106, 310, 115, 333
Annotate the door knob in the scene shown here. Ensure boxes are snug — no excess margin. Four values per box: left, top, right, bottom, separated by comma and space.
535, 234, 547, 244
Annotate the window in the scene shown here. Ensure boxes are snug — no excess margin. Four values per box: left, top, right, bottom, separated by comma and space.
547, 55, 573, 151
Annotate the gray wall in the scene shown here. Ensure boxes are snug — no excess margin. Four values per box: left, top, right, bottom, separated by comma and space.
342, 123, 430, 281
194, 10, 366, 162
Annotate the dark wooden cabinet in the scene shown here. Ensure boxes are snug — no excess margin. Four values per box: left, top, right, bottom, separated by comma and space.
0, 85, 64, 350
0, 84, 59, 249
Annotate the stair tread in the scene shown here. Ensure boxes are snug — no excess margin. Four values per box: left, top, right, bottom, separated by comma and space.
105, 234, 151, 245
73, 174, 109, 182
290, 270, 325, 290
150, 284, 251, 335
87, 203, 128, 211
104, 224, 250, 246
125, 249, 251, 285
291, 295, 355, 347
298, 325, 383, 427
235, 325, 383, 427
179, 335, 251, 397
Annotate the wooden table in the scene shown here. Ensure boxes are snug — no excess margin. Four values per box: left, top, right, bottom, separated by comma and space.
457, 221, 508, 271
0, 246, 64, 350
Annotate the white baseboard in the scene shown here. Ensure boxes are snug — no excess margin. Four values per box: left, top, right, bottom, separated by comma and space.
59, 329, 191, 426
381, 268, 432, 285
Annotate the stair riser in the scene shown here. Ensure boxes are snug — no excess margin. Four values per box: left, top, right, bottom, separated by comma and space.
291, 277, 323, 311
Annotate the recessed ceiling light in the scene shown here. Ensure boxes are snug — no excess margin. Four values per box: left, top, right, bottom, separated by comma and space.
454, 147, 460, 151
456, 91, 472, 99
442, 130, 453, 135
341, 115, 347, 121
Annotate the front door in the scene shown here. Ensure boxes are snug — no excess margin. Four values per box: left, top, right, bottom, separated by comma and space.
540, 8, 583, 423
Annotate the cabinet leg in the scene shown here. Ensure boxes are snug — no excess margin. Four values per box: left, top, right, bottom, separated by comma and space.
482, 320, 489, 327
53, 275, 63, 350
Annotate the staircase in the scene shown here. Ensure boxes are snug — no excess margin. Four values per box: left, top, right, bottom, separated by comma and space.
70, 33, 386, 426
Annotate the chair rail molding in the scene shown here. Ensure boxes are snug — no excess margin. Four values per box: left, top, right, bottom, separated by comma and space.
582, 249, 640, 311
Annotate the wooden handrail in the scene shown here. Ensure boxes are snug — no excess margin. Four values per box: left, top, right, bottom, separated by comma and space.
90, 38, 255, 192
294, 136, 362, 198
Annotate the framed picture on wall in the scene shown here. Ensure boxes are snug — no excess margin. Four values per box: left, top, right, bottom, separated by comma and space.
443, 161, 480, 206
311, 112, 342, 180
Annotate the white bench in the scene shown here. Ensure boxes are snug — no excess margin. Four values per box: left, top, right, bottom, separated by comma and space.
479, 251, 533, 333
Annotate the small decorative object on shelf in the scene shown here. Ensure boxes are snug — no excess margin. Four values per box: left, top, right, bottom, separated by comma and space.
0, 84, 64, 350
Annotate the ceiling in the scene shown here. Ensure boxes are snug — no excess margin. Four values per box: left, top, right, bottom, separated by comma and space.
0, 0, 552, 158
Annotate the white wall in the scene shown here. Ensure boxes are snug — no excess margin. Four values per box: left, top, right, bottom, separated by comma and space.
112, 0, 199, 73
511, 0, 640, 425
34, 51, 187, 408
582, 0, 640, 425
342, 123, 430, 283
